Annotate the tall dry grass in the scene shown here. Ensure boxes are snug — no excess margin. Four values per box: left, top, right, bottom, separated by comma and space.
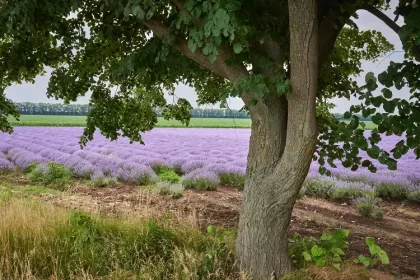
0, 195, 239, 280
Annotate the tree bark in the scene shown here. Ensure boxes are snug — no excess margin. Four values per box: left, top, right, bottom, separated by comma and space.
236, 0, 319, 279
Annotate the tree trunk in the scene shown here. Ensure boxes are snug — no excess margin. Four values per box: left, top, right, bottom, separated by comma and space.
236, 0, 319, 279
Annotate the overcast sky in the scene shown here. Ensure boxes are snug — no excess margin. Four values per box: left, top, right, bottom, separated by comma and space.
5, 1, 405, 113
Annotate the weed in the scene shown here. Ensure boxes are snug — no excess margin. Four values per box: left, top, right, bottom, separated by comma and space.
356, 201, 375, 217
28, 162, 71, 188
407, 191, 420, 203
155, 181, 171, 195
354, 197, 384, 219
219, 172, 245, 189
183, 177, 219, 191
331, 188, 369, 202
289, 229, 349, 270
91, 175, 118, 188
303, 177, 335, 199
375, 183, 407, 200
155, 182, 184, 198
372, 208, 384, 220
156, 166, 181, 183
355, 237, 389, 267
290, 229, 389, 272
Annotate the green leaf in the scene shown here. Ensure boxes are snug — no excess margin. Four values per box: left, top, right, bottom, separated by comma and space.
367, 146, 380, 159
213, 9, 230, 29
343, 111, 351, 119
366, 237, 375, 247
315, 258, 326, 267
209, 54, 217, 63
357, 255, 371, 267
132, 6, 145, 19
302, 251, 312, 261
188, 40, 197, 53
382, 88, 393, 99
233, 43, 243, 54
371, 113, 383, 125
377, 250, 390, 264
383, 101, 396, 113
365, 72, 377, 83
311, 245, 324, 257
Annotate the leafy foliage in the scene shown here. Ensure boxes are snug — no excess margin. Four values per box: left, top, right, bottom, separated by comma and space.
28, 162, 71, 188
155, 166, 181, 183
355, 237, 390, 267
289, 229, 350, 270
290, 229, 389, 271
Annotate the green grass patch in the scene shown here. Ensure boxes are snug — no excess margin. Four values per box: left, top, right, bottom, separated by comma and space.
19, 185, 60, 195
8, 115, 253, 128
9, 115, 376, 129
0, 187, 13, 202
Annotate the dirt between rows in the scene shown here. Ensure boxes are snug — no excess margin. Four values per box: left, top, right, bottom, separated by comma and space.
34, 184, 420, 279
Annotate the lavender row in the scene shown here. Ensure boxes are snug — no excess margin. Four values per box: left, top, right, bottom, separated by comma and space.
0, 127, 420, 195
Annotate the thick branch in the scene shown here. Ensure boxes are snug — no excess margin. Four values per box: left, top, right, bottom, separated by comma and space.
318, 12, 346, 68
262, 34, 283, 64
362, 4, 401, 33
142, 18, 255, 105
362, 5, 420, 60
143, 19, 248, 82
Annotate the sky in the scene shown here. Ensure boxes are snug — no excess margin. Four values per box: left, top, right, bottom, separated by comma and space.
5, 0, 406, 113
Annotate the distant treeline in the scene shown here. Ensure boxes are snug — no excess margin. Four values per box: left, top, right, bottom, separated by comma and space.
13, 103, 372, 121
14, 102, 251, 119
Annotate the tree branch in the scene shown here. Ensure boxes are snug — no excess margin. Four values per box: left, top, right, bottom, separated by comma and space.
362, 4, 401, 33
362, 4, 420, 60
318, 11, 345, 68
143, 19, 248, 82
142, 18, 254, 105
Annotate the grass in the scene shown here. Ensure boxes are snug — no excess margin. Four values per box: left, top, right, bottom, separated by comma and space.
0, 195, 239, 279
8, 115, 376, 129
8, 115, 252, 128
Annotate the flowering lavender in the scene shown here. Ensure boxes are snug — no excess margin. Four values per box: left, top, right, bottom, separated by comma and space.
0, 158, 13, 171
182, 168, 220, 190
181, 160, 207, 174
1, 127, 420, 198
117, 163, 158, 185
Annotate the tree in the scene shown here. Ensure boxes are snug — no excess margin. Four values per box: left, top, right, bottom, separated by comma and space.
1, 0, 420, 278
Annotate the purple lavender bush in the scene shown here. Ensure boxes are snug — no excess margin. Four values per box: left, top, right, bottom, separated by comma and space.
182, 169, 220, 191
0, 158, 13, 172
117, 163, 158, 186
1, 127, 420, 200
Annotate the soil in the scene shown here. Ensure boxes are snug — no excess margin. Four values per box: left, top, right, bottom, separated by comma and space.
26, 184, 420, 279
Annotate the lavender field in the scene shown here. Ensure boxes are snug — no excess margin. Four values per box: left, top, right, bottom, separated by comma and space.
0, 127, 420, 202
